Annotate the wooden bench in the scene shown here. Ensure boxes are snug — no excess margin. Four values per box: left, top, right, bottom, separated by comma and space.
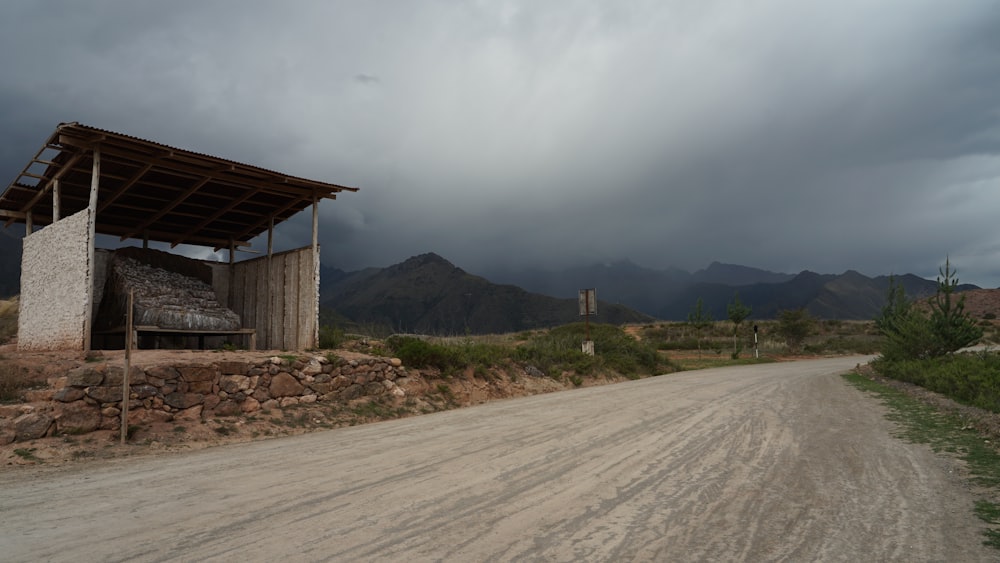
133, 326, 257, 351
96, 326, 256, 351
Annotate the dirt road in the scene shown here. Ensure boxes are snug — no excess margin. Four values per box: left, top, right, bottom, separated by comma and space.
1, 357, 993, 561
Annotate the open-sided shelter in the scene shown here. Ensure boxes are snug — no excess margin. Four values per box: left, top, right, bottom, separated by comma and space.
0, 122, 357, 351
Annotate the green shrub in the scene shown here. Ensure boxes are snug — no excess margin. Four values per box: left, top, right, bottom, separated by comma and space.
874, 353, 1000, 413
381, 324, 675, 383
513, 327, 595, 376
319, 325, 345, 349
877, 264, 982, 362
514, 323, 672, 378
776, 308, 815, 351
386, 336, 462, 370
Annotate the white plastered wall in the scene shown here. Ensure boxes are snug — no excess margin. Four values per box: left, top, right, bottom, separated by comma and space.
17, 209, 93, 351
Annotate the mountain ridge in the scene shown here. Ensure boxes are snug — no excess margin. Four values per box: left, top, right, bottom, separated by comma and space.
0, 233, 985, 328
321, 253, 653, 335
323, 255, 982, 324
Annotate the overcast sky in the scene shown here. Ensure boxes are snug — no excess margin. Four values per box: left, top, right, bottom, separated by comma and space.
2, 1, 1000, 286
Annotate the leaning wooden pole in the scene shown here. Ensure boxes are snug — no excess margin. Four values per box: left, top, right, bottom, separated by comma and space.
52, 178, 60, 222
84, 147, 100, 352
311, 194, 320, 349
121, 289, 133, 445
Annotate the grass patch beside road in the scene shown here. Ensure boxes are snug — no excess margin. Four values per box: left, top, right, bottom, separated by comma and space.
0, 362, 35, 403
673, 356, 778, 371
0, 296, 17, 344
843, 370, 1000, 548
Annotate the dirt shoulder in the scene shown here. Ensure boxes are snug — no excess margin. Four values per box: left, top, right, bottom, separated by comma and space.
2, 356, 994, 561
856, 362, 1000, 441
0, 344, 604, 468
6, 344, 997, 474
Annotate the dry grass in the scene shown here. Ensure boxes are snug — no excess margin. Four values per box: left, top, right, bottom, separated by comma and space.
0, 296, 17, 345
0, 362, 32, 403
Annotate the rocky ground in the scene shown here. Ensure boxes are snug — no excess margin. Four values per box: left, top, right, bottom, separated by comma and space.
4, 338, 1000, 472
5, 356, 995, 562
0, 341, 620, 468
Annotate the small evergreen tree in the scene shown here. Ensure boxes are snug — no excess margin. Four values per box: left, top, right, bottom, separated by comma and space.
727, 292, 752, 358
687, 298, 713, 359
874, 275, 908, 336
928, 257, 982, 356
876, 276, 933, 361
875, 260, 982, 361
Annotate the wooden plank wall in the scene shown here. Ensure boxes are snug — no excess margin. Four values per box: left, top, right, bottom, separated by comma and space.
229, 246, 317, 350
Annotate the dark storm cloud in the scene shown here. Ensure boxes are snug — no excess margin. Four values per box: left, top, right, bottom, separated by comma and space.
1, 1, 1000, 286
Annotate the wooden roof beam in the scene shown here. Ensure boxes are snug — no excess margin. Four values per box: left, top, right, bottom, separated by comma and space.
0, 209, 28, 220
5, 151, 86, 227
226, 196, 317, 247
97, 222, 251, 249
121, 175, 213, 240
56, 135, 352, 197
73, 158, 344, 201
171, 184, 263, 247
97, 162, 154, 213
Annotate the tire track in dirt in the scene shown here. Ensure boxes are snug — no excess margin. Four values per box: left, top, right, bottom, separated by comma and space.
1, 356, 993, 562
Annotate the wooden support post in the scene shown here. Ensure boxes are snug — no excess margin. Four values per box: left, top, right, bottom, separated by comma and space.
121, 290, 133, 445
84, 147, 100, 353
53, 179, 60, 222
142, 231, 149, 249
229, 239, 235, 265
25, 211, 32, 233
312, 195, 319, 253
312, 195, 320, 348
88, 149, 101, 212
267, 216, 274, 259
266, 217, 273, 349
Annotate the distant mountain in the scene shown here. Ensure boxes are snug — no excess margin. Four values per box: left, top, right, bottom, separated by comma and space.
321, 253, 653, 335
321, 254, 984, 326
481, 260, 816, 319
319, 265, 381, 300
480, 260, 693, 316
691, 261, 795, 286
0, 229, 22, 298
808, 270, 885, 319
3, 226, 979, 325
665, 271, 979, 321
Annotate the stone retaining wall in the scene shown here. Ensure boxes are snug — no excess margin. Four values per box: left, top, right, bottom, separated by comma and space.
0, 355, 406, 444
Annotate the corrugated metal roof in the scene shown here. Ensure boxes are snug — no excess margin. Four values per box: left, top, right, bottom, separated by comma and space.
0, 122, 358, 249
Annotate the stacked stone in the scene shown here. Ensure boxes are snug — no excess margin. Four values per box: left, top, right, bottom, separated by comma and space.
0, 355, 407, 444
